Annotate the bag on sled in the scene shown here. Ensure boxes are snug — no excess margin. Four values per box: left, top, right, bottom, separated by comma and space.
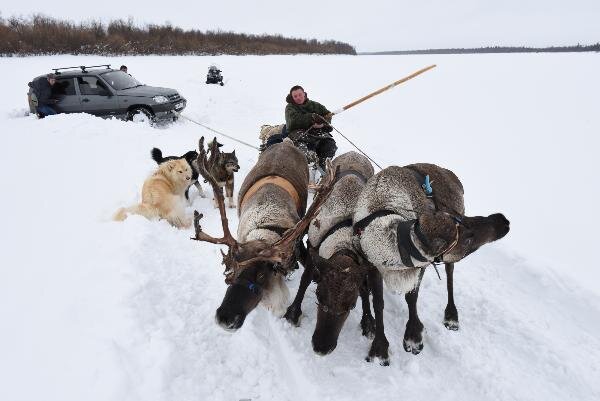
259, 124, 285, 144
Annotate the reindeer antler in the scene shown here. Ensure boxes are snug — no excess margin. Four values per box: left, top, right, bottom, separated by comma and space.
207, 137, 220, 167
238, 158, 339, 269
191, 136, 239, 256
275, 158, 338, 249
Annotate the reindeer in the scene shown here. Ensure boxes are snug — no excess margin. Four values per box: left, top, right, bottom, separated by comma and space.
192, 137, 337, 331
283, 152, 390, 360
352, 163, 510, 360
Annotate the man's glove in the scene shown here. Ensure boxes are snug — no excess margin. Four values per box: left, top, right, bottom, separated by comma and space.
311, 113, 324, 124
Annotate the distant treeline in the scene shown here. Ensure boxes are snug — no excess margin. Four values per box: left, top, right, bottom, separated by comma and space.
0, 15, 356, 56
362, 44, 600, 55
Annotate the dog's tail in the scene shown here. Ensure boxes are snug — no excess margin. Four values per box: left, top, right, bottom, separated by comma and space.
113, 207, 130, 221
113, 204, 159, 222
113, 205, 142, 221
151, 147, 163, 164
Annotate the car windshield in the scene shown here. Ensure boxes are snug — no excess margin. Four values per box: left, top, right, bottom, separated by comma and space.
100, 71, 143, 90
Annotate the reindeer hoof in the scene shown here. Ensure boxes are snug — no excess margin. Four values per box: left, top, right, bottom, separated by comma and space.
284, 306, 302, 326
403, 338, 424, 355
444, 319, 460, 331
366, 336, 389, 365
365, 355, 390, 366
403, 318, 424, 355
360, 315, 376, 339
444, 306, 459, 331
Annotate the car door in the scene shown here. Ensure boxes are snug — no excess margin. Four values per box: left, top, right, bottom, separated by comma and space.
76, 76, 119, 117
52, 77, 82, 113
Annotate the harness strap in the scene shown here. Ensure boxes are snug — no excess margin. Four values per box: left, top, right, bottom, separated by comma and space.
353, 210, 397, 236
313, 168, 367, 245
433, 223, 460, 263
332, 248, 361, 265
413, 219, 431, 249
255, 225, 289, 237
354, 211, 429, 268
315, 218, 353, 249
240, 175, 302, 215
396, 220, 428, 267
403, 166, 464, 263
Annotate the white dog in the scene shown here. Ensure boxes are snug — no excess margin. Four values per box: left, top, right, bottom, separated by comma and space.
113, 159, 192, 228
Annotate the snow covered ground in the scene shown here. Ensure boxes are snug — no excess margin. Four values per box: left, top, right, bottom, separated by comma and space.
1, 54, 599, 401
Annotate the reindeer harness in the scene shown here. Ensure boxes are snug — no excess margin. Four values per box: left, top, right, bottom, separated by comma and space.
311, 169, 368, 251
353, 167, 462, 269
239, 175, 302, 215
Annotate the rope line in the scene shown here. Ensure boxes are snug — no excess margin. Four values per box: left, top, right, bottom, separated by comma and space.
178, 112, 259, 150
178, 112, 383, 171
313, 115, 383, 170
329, 124, 383, 170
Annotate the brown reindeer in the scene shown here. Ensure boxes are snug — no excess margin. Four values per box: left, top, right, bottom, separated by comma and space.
352, 163, 510, 360
192, 137, 338, 331
283, 152, 386, 359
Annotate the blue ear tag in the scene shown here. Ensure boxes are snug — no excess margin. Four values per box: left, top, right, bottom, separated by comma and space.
422, 175, 433, 196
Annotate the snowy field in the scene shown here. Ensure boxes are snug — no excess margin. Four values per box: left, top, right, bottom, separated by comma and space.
1, 53, 599, 401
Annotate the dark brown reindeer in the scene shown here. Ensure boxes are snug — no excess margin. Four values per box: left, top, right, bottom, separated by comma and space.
352, 163, 510, 359
192, 137, 337, 331
282, 151, 390, 361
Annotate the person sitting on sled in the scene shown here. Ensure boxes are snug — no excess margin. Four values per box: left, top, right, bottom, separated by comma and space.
266, 85, 337, 170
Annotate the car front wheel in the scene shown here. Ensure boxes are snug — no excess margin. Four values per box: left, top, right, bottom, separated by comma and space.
127, 107, 154, 124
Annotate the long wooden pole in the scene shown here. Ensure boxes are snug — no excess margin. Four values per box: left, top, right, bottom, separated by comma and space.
329, 64, 436, 116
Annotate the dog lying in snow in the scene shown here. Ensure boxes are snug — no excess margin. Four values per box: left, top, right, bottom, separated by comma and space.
113, 159, 192, 228
151, 147, 203, 200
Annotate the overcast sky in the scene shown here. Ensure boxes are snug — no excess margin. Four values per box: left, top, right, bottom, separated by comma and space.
2, 0, 599, 52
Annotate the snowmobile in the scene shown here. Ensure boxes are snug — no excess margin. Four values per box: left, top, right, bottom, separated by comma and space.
206, 66, 224, 86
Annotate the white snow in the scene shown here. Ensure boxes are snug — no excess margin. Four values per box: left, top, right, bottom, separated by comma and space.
0, 54, 599, 401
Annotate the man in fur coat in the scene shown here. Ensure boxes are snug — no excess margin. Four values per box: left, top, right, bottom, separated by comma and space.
284, 85, 338, 170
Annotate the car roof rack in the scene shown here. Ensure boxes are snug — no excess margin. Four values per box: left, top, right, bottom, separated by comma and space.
52, 64, 111, 75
